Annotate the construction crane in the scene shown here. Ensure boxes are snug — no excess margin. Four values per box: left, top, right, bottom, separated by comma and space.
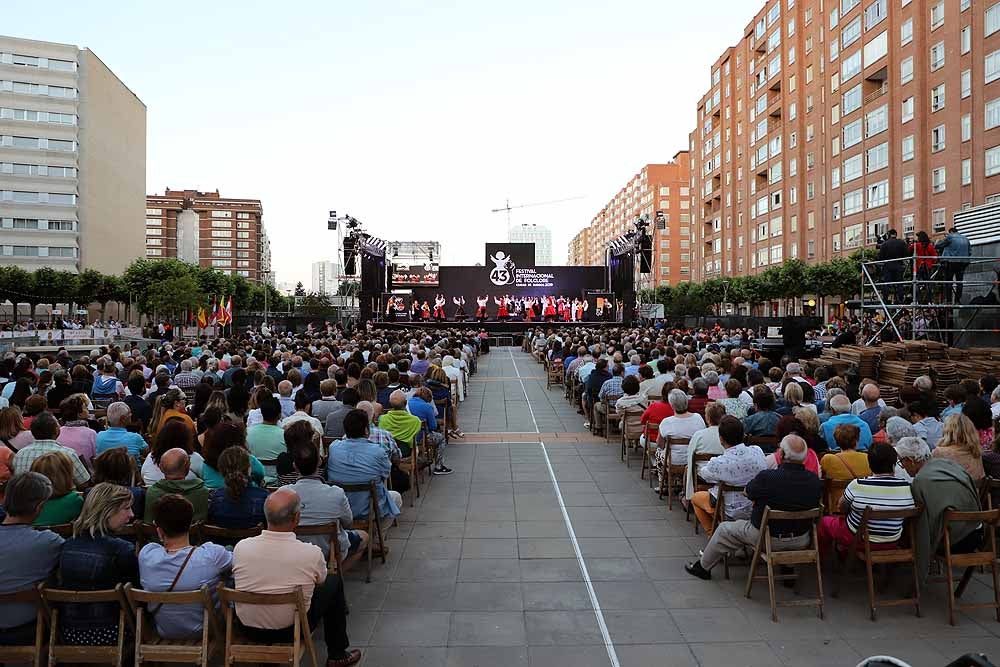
490, 195, 585, 232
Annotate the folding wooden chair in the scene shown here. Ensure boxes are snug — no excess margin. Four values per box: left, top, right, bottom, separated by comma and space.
707, 482, 747, 580
216, 585, 318, 667
833, 506, 923, 621
295, 521, 346, 575
658, 436, 691, 508
198, 524, 264, 549
620, 406, 645, 468
0, 585, 47, 667
823, 478, 851, 514
33, 523, 74, 538
745, 435, 778, 454
686, 452, 719, 519
126, 584, 220, 667
546, 361, 564, 389
433, 398, 450, 445
744, 507, 825, 622
603, 395, 623, 443
40, 584, 134, 667
934, 508, 1000, 626
639, 420, 662, 480
329, 479, 385, 583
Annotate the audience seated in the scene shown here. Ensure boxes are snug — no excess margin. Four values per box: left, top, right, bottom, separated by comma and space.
30, 451, 83, 526
232, 488, 361, 666
138, 494, 232, 639
653, 389, 707, 488
689, 416, 766, 535
141, 417, 204, 485
201, 422, 264, 491
324, 388, 359, 439
247, 396, 286, 465
96, 401, 148, 459
207, 447, 268, 529
145, 449, 209, 522
90, 448, 145, 518
11, 413, 90, 487
57, 483, 139, 645
931, 414, 985, 482
743, 386, 780, 439
326, 409, 401, 522
55, 394, 97, 466
821, 395, 874, 451
683, 402, 725, 502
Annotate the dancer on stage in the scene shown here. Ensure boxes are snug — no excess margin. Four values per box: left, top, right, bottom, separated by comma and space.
410, 299, 421, 321
420, 300, 431, 321
385, 298, 396, 322
475, 295, 489, 322
574, 298, 588, 322
523, 296, 534, 321
453, 296, 467, 321
433, 293, 447, 321
543, 295, 557, 322
558, 296, 571, 322
495, 295, 509, 321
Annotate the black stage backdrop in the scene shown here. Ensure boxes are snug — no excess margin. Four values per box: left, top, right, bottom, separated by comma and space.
396, 265, 607, 319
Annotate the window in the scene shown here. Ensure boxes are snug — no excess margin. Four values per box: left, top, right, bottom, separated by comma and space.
990, 2, 1000, 37
963, 114, 972, 141
867, 143, 888, 172
931, 84, 945, 112
211, 260, 229, 268
807, 240, 816, 258
864, 30, 888, 65
842, 17, 862, 49
236, 231, 250, 239
146, 238, 162, 246
842, 50, 862, 81
844, 189, 864, 215
901, 18, 913, 45
211, 230, 230, 238
146, 248, 162, 257
145, 227, 162, 236
211, 220, 231, 228
962, 26, 971, 55
844, 154, 863, 182
902, 214, 915, 238
930, 42, 945, 70
845, 224, 864, 249
48, 220, 74, 231
900, 57, 913, 84
902, 174, 915, 200
237, 221, 251, 229
864, 0, 886, 29
146, 208, 162, 215
988, 98, 1000, 129
844, 119, 863, 148
867, 180, 889, 208
145, 218, 161, 226
988, 50, 1000, 84
932, 209, 947, 232
211, 210, 232, 218
902, 97, 914, 123
211, 250, 231, 258
932, 125, 946, 152
843, 85, 862, 114
987, 146, 1000, 176
930, 1, 944, 30
842, 0, 859, 14
932, 167, 947, 193
963, 70, 972, 98
902, 135, 915, 161
963, 159, 972, 185
865, 105, 888, 137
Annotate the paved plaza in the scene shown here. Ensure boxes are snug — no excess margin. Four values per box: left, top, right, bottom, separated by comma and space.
340, 348, 998, 667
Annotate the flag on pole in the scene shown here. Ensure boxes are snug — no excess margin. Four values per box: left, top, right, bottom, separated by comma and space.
225, 296, 234, 326
197, 307, 208, 328
209, 299, 218, 325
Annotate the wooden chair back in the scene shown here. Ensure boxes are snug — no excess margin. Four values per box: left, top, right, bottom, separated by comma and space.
329, 479, 385, 583
639, 420, 662, 482
0, 585, 46, 667
34, 523, 74, 538
621, 406, 646, 440
659, 436, 691, 508
744, 506, 824, 622
690, 452, 718, 493
126, 583, 219, 667
198, 524, 264, 546
295, 522, 345, 574
936, 508, 1000, 625
823, 478, 851, 514
433, 398, 449, 444
602, 395, 624, 443
40, 584, 133, 666
746, 434, 778, 453
216, 585, 318, 667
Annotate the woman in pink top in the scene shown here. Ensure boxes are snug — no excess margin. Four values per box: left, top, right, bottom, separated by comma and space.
55, 394, 97, 469
0, 406, 33, 451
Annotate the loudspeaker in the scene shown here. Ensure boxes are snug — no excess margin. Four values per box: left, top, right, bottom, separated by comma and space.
343, 236, 357, 275
639, 234, 652, 273
781, 317, 806, 351
361, 253, 386, 296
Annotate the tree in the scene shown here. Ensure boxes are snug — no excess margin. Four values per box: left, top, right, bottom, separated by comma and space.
145, 274, 204, 321
299, 291, 332, 315
294, 282, 306, 297
95, 275, 123, 321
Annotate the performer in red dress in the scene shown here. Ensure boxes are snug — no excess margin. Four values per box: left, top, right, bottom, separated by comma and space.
543, 296, 557, 321
558, 296, 571, 321
574, 298, 588, 322
432, 294, 447, 320
475, 295, 488, 321
495, 295, 509, 321
420, 301, 431, 320
523, 296, 534, 321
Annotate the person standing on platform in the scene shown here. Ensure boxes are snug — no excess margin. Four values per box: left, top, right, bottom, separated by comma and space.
410, 300, 420, 321
420, 300, 431, 321
476, 295, 489, 322
453, 296, 466, 321
433, 294, 447, 321
495, 296, 509, 321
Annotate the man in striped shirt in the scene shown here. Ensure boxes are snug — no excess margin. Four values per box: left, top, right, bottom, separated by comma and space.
818, 442, 914, 556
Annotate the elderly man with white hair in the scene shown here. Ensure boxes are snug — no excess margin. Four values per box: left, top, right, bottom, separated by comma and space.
685, 434, 823, 580
441, 356, 464, 402
821, 394, 873, 451
894, 436, 983, 584
173, 359, 199, 389
95, 402, 148, 459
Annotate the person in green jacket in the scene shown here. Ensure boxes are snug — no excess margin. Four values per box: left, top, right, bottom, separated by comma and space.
30, 451, 83, 526
895, 436, 982, 584
377, 391, 421, 455
144, 448, 208, 522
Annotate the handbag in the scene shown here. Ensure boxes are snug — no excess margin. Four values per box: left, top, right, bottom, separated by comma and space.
148, 547, 197, 619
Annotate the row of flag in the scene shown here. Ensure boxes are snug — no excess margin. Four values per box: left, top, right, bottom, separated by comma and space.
196, 297, 233, 328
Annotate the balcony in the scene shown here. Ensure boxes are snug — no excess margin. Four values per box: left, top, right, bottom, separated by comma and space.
864, 83, 888, 105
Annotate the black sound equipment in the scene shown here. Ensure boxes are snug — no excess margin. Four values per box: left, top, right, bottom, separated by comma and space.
639, 233, 652, 273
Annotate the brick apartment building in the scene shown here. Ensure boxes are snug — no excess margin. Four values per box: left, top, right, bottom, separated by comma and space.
568, 155, 691, 288
145, 188, 271, 283
689, 0, 1000, 288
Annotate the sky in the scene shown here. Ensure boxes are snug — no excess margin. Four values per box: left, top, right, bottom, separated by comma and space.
5, 0, 752, 287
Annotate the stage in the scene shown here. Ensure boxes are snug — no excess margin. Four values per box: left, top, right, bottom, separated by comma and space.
376, 319, 613, 335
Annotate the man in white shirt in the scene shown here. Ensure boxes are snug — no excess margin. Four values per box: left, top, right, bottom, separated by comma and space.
690, 416, 767, 534
280, 392, 323, 437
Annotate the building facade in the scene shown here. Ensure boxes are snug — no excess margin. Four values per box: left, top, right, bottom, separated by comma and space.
568, 156, 692, 287
0, 35, 146, 274
311, 260, 342, 295
145, 188, 271, 283
690, 0, 1000, 285
508, 223, 553, 265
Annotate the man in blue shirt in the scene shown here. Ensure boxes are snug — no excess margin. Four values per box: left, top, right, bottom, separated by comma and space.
404, 388, 449, 474
936, 226, 972, 303
95, 402, 148, 459
327, 410, 401, 522
821, 395, 874, 451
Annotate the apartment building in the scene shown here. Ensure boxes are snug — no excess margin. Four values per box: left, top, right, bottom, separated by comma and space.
311, 260, 342, 295
0, 35, 146, 274
569, 156, 691, 287
145, 188, 271, 283
690, 0, 1000, 284
508, 223, 553, 264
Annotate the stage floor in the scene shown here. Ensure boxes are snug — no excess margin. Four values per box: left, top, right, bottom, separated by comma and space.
378, 319, 612, 334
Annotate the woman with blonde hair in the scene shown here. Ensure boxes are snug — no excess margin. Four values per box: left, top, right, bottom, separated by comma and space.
30, 451, 83, 525
149, 389, 194, 438
56, 482, 138, 645
932, 413, 985, 482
